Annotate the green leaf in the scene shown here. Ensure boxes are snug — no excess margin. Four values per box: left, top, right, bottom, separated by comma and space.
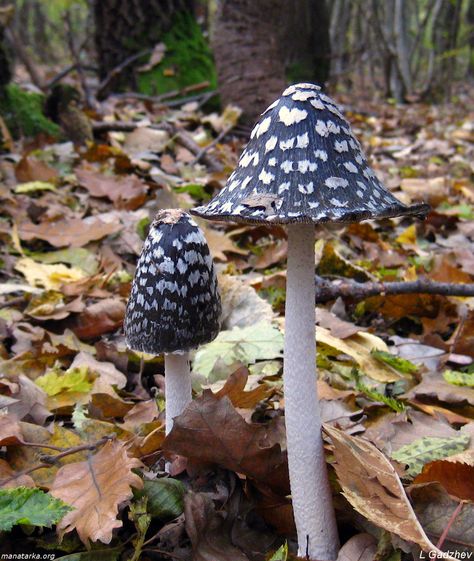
32, 248, 99, 276
174, 183, 210, 200
371, 350, 418, 375
0, 487, 71, 531
36, 366, 93, 396
193, 321, 284, 381
135, 479, 186, 520
391, 435, 470, 477
443, 369, 474, 387
15, 181, 57, 194
356, 381, 405, 412
268, 542, 288, 561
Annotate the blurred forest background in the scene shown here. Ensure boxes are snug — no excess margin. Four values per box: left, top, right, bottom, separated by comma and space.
1, 0, 473, 129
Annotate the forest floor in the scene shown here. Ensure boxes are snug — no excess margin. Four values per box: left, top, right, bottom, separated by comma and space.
0, 83, 473, 561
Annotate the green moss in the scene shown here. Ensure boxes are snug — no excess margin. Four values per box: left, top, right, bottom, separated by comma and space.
0, 84, 60, 139
136, 12, 217, 97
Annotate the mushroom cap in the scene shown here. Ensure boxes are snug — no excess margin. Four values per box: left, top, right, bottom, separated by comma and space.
191, 83, 429, 224
125, 209, 221, 354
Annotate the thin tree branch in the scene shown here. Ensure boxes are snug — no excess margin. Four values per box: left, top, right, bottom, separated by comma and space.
0, 435, 113, 487
96, 49, 153, 99
315, 276, 474, 303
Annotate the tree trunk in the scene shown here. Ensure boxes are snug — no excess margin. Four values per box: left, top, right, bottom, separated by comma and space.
212, 0, 331, 124
93, 0, 194, 95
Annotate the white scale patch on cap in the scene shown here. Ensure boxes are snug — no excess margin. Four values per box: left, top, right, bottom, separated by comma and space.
296, 132, 309, 148
281, 160, 293, 173
334, 140, 349, 153
280, 137, 295, 151
265, 135, 278, 153
298, 160, 317, 173
278, 106, 308, 126
310, 98, 325, 110
330, 198, 348, 207
343, 161, 358, 173
292, 90, 318, 101
240, 150, 259, 168
325, 177, 349, 189
314, 149, 328, 162
278, 182, 290, 193
298, 181, 314, 194
259, 169, 275, 184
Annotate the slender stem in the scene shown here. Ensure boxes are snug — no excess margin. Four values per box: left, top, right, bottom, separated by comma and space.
164, 352, 192, 436
284, 223, 339, 561
436, 500, 464, 550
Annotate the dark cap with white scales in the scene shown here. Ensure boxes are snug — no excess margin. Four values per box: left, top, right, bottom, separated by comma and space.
125, 209, 221, 354
191, 83, 430, 224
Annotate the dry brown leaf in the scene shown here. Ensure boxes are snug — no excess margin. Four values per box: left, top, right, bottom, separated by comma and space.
50, 439, 143, 545
0, 459, 35, 489
70, 352, 127, 389
76, 167, 148, 210
409, 483, 474, 552
18, 216, 122, 248
0, 416, 24, 445
184, 491, 250, 561
163, 391, 289, 495
413, 459, 474, 501
316, 308, 365, 339
215, 367, 273, 409
70, 299, 125, 339
336, 533, 377, 561
325, 425, 457, 560
6, 374, 51, 424
15, 157, 59, 183
121, 400, 159, 430
203, 227, 247, 262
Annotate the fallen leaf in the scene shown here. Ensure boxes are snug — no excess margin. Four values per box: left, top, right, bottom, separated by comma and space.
70, 299, 125, 339
317, 327, 402, 382
215, 367, 273, 409
193, 322, 283, 382
409, 483, 474, 553
218, 274, 274, 330
184, 491, 249, 561
50, 440, 143, 545
336, 533, 377, 561
413, 459, 474, 501
70, 352, 127, 389
391, 435, 470, 477
15, 157, 58, 183
164, 391, 289, 495
0, 459, 35, 488
316, 308, 364, 339
18, 216, 122, 248
15, 258, 86, 290
76, 167, 148, 210
0, 416, 24, 445
324, 425, 457, 559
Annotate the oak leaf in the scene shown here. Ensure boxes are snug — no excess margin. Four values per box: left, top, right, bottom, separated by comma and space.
50, 440, 143, 545
325, 425, 457, 560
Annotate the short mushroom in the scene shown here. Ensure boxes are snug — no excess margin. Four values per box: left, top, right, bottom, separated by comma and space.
191, 83, 429, 560
125, 208, 221, 435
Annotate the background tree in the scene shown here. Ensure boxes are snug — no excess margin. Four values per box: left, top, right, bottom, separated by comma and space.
211, 0, 331, 123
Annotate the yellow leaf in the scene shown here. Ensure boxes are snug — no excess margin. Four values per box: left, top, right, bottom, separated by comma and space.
316, 326, 403, 382
15, 257, 86, 290
396, 224, 416, 245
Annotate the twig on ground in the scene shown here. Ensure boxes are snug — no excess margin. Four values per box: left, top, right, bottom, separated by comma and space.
315, 276, 474, 303
92, 120, 224, 171
0, 435, 114, 486
191, 124, 234, 166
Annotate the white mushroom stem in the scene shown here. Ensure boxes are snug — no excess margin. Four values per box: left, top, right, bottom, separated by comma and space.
164, 352, 192, 435
284, 223, 339, 561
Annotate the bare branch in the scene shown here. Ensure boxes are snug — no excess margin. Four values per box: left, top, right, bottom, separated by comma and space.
315, 276, 474, 303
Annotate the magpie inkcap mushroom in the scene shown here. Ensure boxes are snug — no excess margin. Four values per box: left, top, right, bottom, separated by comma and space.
191, 83, 430, 561
125, 208, 221, 436
192, 82, 430, 225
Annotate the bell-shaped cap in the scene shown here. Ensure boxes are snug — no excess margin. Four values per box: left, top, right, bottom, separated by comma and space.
125, 209, 221, 354
191, 83, 429, 224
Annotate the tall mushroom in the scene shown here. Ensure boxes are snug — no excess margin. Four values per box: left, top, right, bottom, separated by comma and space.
125, 209, 221, 434
191, 83, 429, 560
